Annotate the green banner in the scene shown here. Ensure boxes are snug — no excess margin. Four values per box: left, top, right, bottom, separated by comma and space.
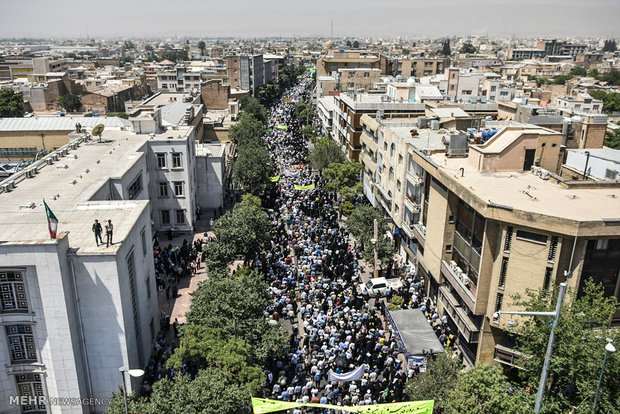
276, 125, 288, 130
293, 183, 315, 191
251, 398, 434, 414
269, 176, 281, 182
264, 128, 273, 132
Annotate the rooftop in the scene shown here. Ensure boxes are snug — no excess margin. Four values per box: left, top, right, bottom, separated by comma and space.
0, 116, 131, 132
0, 127, 192, 252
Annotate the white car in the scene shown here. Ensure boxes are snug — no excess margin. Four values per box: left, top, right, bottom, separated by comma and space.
359, 277, 403, 298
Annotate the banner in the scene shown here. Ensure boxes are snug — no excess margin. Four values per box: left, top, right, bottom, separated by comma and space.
276, 125, 288, 130
269, 176, 281, 182
251, 398, 434, 414
294, 183, 315, 191
264, 128, 273, 132
328, 364, 368, 382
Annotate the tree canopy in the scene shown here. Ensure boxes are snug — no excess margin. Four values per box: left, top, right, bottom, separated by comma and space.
229, 112, 265, 148
406, 352, 462, 413
58, 94, 81, 112
323, 161, 362, 193
0, 89, 24, 117
308, 136, 345, 170
459, 42, 477, 54
509, 279, 619, 413
589, 89, 620, 113
347, 205, 395, 269
239, 96, 268, 125
441, 39, 451, 56
232, 143, 274, 196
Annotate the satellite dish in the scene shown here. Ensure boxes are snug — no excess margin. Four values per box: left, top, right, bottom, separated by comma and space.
91, 124, 105, 142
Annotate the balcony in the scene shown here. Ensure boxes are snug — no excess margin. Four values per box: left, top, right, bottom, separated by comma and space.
493, 344, 528, 370
440, 260, 476, 312
404, 194, 421, 213
453, 231, 481, 274
439, 286, 480, 343
402, 220, 414, 238
406, 170, 422, 185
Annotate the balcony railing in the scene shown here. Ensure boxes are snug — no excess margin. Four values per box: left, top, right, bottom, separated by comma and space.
453, 231, 481, 274
402, 221, 414, 238
412, 222, 426, 247
440, 260, 476, 311
438, 286, 480, 343
406, 170, 422, 185
404, 194, 421, 213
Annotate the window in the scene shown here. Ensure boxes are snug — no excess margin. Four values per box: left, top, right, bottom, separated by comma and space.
126, 250, 140, 341
516, 229, 548, 245
176, 210, 185, 224
145, 275, 151, 299
490, 86, 497, 92
128, 174, 142, 200
174, 181, 184, 196
398, 154, 403, 165
15, 373, 46, 412
543, 267, 553, 292
548, 236, 558, 262
445, 244, 452, 253
499, 257, 509, 289
364, 72, 369, 78
495, 293, 504, 313
172, 153, 182, 168
1, 270, 28, 313
6, 325, 37, 363
161, 210, 170, 225
159, 182, 168, 197
595, 239, 609, 250
504, 226, 513, 252
140, 228, 147, 256
156, 153, 166, 168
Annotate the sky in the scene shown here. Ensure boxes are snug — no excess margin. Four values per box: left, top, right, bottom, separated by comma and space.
0, 0, 618, 39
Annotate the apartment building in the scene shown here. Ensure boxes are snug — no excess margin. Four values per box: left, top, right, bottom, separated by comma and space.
388, 57, 450, 78
156, 66, 203, 93
358, 119, 620, 366
331, 92, 425, 161
316, 51, 386, 77
553, 93, 603, 115
225, 54, 265, 95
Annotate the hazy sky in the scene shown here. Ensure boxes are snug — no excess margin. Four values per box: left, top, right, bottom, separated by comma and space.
1, 0, 618, 39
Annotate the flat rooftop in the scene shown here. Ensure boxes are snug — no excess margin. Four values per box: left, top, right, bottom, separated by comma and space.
0, 127, 191, 253
427, 152, 620, 224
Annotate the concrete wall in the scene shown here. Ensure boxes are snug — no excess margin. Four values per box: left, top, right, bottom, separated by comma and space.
195, 150, 226, 210
201, 79, 230, 110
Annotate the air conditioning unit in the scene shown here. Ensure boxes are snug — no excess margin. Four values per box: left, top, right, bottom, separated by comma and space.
540, 171, 550, 180
462, 276, 471, 286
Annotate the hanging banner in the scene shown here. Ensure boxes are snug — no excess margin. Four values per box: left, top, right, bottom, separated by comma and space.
264, 128, 273, 132
294, 183, 315, 191
276, 125, 288, 130
251, 398, 434, 414
269, 176, 281, 182
328, 364, 368, 382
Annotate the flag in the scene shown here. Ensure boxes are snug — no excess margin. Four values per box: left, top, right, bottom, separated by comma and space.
43, 200, 58, 239
269, 176, 280, 182
251, 397, 434, 414
328, 364, 368, 382
294, 183, 315, 191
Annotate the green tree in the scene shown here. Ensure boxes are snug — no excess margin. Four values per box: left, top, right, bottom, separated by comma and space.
459, 42, 477, 54
352, 40, 360, 48
308, 136, 345, 170
604, 128, 620, 149
587, 68, 599, 77
600, 68, 620, 86
347, 205, 395, 269
407, 352, 462, 412
0, 89, 24, 117
510, 280, 619, 414
442, 39, 451, 56
589, 90, 620, 113
241, 193, 262, 208
197, 40, 206, 56
203, 239, 236, 273
229, 112, 265, 148
323, 161, 361, 192
570, 66, 587, 77
301, 125, 315, 141
603, 39, 617, 52
232, 144, 274, 196
57, 94, 81, 112
239, 96, 268, 124
295, 101, 313, 125
211, 200, 272, 262
346, 40, 352, 48
445, 364, 533, 414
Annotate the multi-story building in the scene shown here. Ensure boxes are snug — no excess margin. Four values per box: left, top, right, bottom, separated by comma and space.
359, 119, 620, 366
509, 49, 547, 60
225, 54, 267, 95
535, 39, 588, 57
553, 93, 604, 115
388, 57, 450, 78
316, 51, 386, 77
156, 66, 203, 93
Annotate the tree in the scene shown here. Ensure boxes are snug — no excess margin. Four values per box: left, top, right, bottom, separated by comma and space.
57, 94, 81, 112
239, 96, 268, 124
347, 205, 396, 269
352, 40, 360, 48
406, 352, 462, 413
229, 112, 265, 148
589, 90, 620, 113
301, 125, 315, 141
294, 101, 313, 125
603, 39, 617, 52
211, 200, 272, 262
323, 161, 361, 192
346, 40, 352, 47
587, 68, 599, 77
203, 239, 236, 273
509, 280, 619, 414
442, 39, 451, 56
604, 128, 620, 149
232, 144, 274, 196
308, 136, 345, 170
570, 66, 587, 77
459, 42, 477, 54
197, 40, 206, 56
445, 364, 533, 414
0, 89, 24, 117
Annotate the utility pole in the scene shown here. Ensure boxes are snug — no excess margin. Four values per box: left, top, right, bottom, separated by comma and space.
373, 218, 379, 278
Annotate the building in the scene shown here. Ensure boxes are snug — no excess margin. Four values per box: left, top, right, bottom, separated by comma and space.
561, 148, 620, 181
509, 49, 547, 60
225, 54, 265, 96
156, 66, 203, 94
316, 51, 386, 77
388, 57, 450, 78
358, 118, 620, 366
0, 116, 133, 160
536, 39, 588, 57
201, 79, 231, 110
553, 93, 604, 115
80, 84, 136, 114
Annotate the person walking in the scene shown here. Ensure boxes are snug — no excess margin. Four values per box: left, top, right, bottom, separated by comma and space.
105, 219, 114, 247
92, 219, 103, 246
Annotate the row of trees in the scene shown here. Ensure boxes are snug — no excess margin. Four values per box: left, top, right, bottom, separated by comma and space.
406, 280, 619, 413
230, 97, 274, 196
0, 89, 24, 117
108, 195, 285, 413
256, 62, 307, 107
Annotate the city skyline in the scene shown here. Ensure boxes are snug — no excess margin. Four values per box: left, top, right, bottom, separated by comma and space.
0, 0, 618, 39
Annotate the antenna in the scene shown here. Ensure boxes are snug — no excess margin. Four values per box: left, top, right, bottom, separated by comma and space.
91, 124, 105, 143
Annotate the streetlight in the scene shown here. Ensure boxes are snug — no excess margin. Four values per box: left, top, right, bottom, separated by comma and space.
119, 366, 145, 414
593, 338, 616, 413
493, 282, 567, 414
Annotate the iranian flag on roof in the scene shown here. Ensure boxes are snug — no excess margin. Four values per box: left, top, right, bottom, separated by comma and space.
43, 200, 58, 239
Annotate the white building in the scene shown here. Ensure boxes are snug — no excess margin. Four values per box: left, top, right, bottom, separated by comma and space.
564, 148, 620, 181
553, 93, 604, 115
0, 109, 222, 412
